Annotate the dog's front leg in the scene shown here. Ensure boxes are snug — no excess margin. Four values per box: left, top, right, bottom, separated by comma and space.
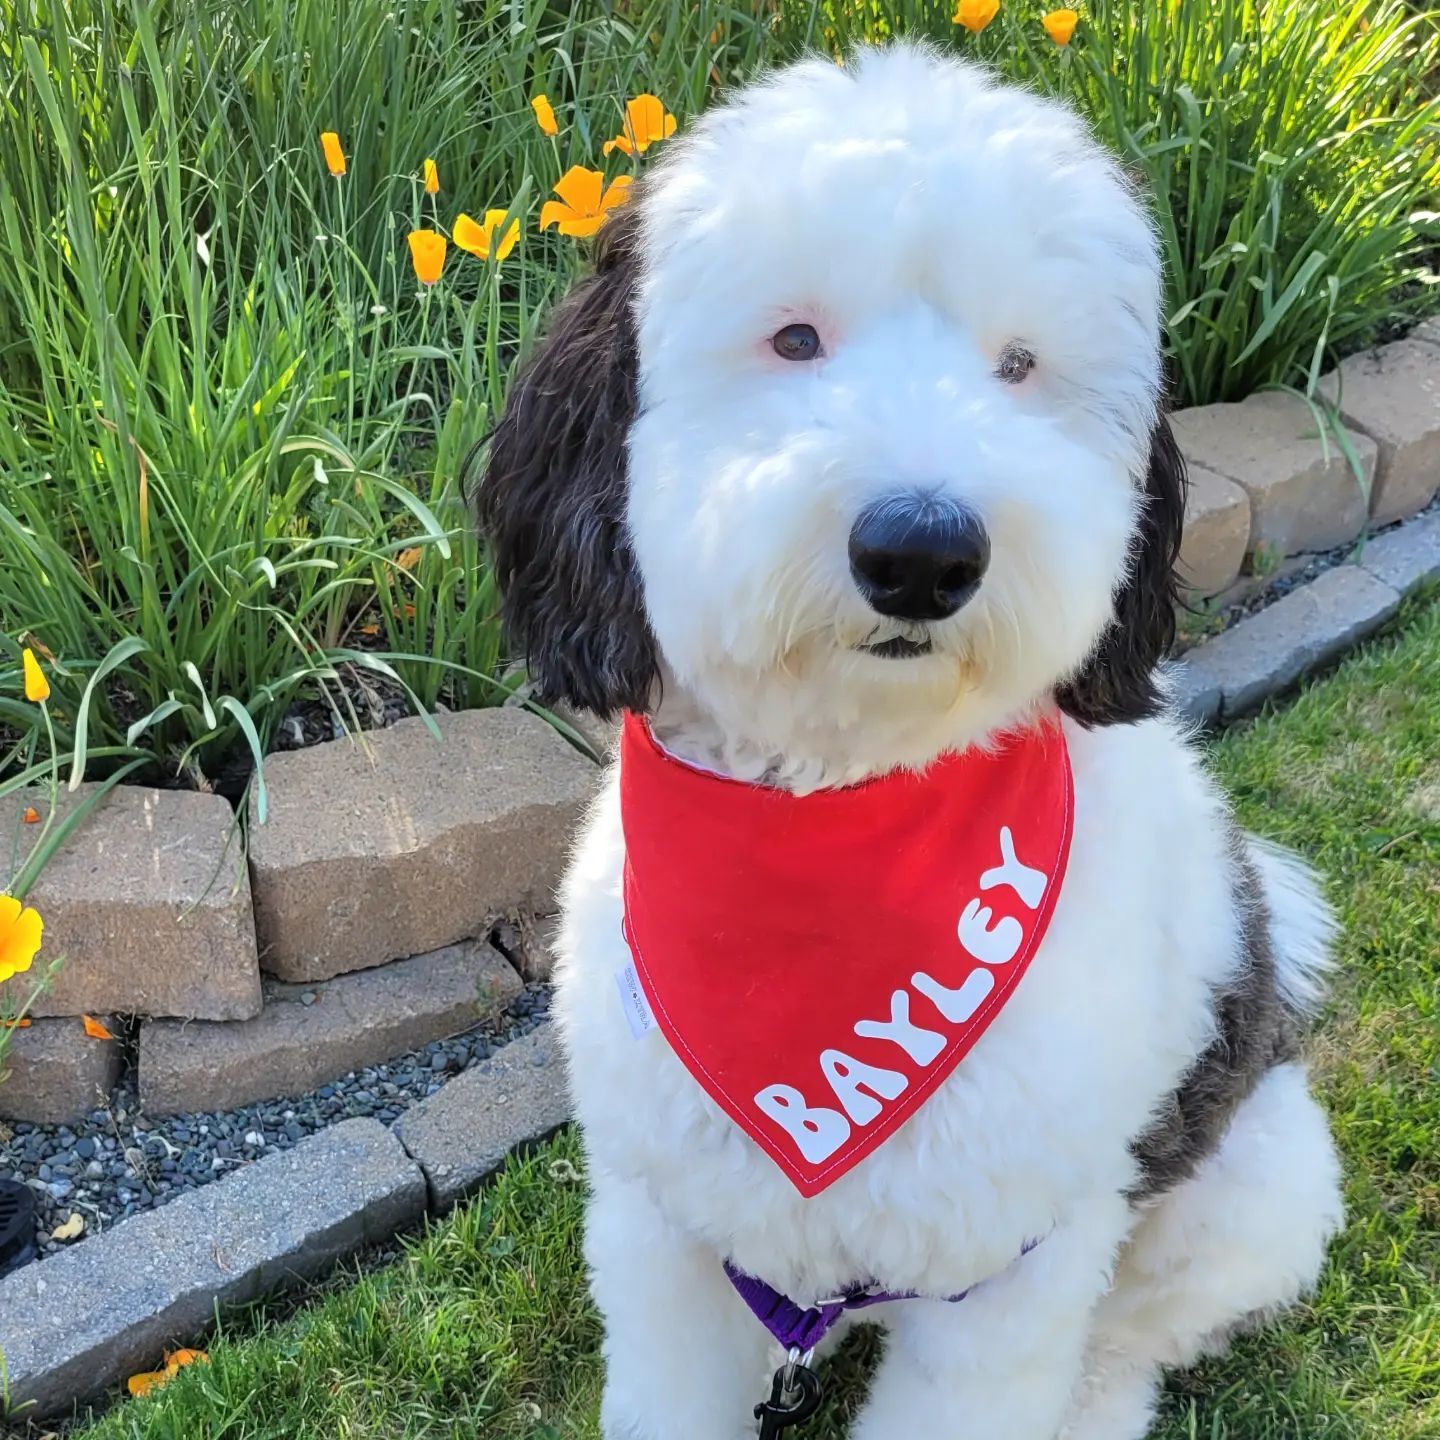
587, 1168, 774, 1440
852, 1202, 1126, 1440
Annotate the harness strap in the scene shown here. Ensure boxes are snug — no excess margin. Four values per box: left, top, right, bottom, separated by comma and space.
723, 1234, 1046, 1354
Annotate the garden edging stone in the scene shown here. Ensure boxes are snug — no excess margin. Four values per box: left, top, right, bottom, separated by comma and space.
0, 1117, 424, 1419
248, 708, 598, 984
1165, 661, 1222, 728
1355, 511, 1440, 597
1178, 565, 1400, 721
394, 1022, 570, 1211
138, 940, 525, 1114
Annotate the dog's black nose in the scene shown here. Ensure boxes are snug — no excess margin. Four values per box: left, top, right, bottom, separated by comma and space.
849, 495, 990, 621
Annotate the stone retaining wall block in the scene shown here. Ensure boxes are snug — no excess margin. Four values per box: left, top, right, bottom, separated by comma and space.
1317, 343, 1440, 525
1170, 392, 1374, 558
139, 940, 524, 1114
0, 788, 260, 1021
248, 709, 597, 983
0, 1017, 123, 1125
1178, 464, 1251, 597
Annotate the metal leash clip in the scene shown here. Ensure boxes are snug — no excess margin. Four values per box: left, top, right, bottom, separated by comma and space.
755, 1347, 822, 1438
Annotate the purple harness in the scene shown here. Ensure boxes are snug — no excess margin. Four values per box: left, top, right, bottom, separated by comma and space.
725, 1263, 975, 1354
724, 1237, 1047, 1434
725, 1234, 1045, 1354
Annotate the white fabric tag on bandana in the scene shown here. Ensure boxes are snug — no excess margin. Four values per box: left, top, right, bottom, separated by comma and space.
615, 960, 657, 1040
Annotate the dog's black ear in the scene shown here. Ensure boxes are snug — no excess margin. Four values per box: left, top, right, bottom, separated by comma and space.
1056, 411, 1187, 728
473, 203, 659, 718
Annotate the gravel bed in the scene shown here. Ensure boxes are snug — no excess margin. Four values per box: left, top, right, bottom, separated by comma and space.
0, 983, 553, 1270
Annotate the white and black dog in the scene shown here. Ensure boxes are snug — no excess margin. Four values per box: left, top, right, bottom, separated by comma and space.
478, 44, 1344, 1440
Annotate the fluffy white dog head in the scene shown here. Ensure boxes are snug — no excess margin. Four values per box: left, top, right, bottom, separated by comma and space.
481, 45, 1186, 772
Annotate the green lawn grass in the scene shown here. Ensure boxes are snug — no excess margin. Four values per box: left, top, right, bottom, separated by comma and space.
28, 596, 1437, 1440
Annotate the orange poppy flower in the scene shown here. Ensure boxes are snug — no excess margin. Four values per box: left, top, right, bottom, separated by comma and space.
539, 167, 633, 237
423, 158, 439, 195
454, 209, 521, 262
22, 647, 49, 703
532, 95, 559, 137
603, 94, 677, 157
0, 895, 43, 985
1042, 8, 1079, 44
22, 807, 39, 824
953, 0, 999, 32
320, 131, 346, 176
407, 229, 447, 284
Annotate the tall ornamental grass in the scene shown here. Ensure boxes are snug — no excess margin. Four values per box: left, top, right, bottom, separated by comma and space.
0, 0, 1436, 804
0, 0, 760, 798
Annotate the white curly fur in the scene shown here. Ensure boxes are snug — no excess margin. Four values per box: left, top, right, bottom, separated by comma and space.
547, 45, 1344, 1439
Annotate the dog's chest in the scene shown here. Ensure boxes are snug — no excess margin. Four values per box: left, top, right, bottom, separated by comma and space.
556, 734, 1236, 1298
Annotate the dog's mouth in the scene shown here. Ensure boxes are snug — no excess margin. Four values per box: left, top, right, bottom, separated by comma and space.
857, 632, 935, 660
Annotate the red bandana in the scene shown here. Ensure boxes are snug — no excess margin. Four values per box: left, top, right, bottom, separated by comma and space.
618, 713, 1074, 1197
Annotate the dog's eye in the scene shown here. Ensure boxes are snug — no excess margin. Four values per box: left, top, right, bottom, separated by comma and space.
772, 323, 822, 362
997, 345, 1036, 384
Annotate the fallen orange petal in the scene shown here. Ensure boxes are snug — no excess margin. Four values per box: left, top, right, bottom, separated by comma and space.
22, 807, 40, 824
82, 1014, 116, 1040
1, 1018, 32, 1030
164, 1348, 208, 1374
397, 547, 423, 570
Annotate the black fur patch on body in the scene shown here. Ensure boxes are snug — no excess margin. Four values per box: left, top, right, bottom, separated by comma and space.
1129, 840, 1300, 1202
